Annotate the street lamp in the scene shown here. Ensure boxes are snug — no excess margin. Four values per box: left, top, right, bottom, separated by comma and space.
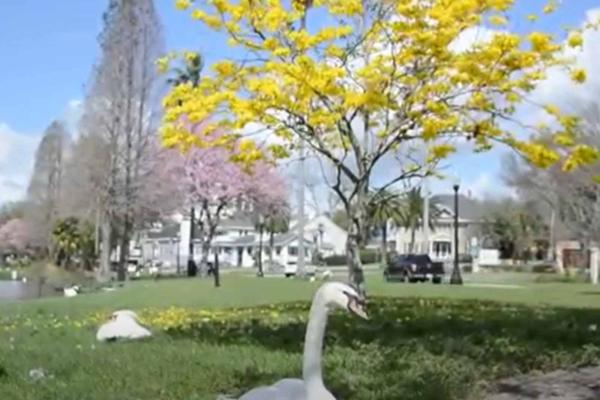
450, 182, 463, 285
176, 231, 181, 275
317, 222, 325, 266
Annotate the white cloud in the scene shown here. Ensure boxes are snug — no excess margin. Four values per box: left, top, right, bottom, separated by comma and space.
461, 172, 516, 201
529, 8, 600, 113
0, 123, 41, 205
449, 26, 498, 53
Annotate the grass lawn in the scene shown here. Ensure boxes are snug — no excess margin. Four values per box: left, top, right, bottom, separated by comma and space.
2, 273, 600, 400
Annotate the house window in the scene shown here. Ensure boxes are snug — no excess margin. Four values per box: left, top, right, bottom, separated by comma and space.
275, 246, 282, 255
289, 247, 298, 256
433, 241, 452, 259
247, 247, 253, 254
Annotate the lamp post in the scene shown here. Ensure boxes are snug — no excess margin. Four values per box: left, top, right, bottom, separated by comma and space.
450, 183, 463, 285
257, 214, 265, 277
317, 222, 324, 266
176, 231, 181, 276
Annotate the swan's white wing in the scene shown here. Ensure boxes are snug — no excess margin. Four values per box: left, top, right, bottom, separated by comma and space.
238, 378, 305, 400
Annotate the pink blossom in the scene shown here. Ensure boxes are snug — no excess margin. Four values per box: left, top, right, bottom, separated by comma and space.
0, 218, 32, 252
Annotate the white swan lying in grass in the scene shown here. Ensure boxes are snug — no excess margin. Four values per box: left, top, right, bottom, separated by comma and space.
63, 285, 80, 297
96, 310, 152, 342
228, 281, 368, 400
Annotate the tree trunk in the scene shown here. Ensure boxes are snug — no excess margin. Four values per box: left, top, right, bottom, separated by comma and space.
380, 222, 388, 263
213, 251, 220, 287
99, 216, 112, 282
187, 206, 196, 277
257, 225, 264, 277
409, 224, 416, 253
117, 217, 131, 282
269, 230, 275, 267
346, 232, 365, 296
200, 240, 211, 278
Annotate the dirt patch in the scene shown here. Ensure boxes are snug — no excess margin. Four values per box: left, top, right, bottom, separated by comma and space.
486, 366, 600, 399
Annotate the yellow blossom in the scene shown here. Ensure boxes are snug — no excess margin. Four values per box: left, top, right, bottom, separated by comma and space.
155, 56, 170, 73
489, 15, 508, 26
567, 32, 583, 48
571, 68, 587, 84
174, 0, 191, 11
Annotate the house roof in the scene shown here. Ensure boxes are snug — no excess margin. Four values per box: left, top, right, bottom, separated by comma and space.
218, 211, 254, 229
145, 224, 179, 239
431, 194, 485, 221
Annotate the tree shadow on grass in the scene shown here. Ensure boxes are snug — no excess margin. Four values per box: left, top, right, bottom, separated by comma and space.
166, 298, 600, 400
166, 297, 600, 358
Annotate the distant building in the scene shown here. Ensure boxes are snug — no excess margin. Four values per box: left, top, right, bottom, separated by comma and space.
390, 193, 485, 261
136, 212, 346, 272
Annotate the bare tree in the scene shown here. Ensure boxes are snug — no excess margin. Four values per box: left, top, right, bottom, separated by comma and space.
503, 101, 600, 273
25, 121, 70, 253
73, 0, 165, 281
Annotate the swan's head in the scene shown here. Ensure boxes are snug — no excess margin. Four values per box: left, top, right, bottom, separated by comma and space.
321, 282, 368, 320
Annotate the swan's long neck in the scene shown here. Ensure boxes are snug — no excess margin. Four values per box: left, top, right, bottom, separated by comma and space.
302, 290, 329, 390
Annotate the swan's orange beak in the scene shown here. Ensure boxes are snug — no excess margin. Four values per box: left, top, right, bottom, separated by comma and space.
348, 298, 369, 320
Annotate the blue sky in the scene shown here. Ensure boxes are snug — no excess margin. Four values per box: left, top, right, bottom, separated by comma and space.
0, 0, 599, 206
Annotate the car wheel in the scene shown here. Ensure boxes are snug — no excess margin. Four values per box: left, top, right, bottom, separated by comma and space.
432, 276, 442, 284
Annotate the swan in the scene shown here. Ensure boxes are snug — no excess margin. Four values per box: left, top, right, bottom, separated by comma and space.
63, 285, 80, 297
232, 281, 368, 400
321, 269, 332, 281
96, 310, 152, 342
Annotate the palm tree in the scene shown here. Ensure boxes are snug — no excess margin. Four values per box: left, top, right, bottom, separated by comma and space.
265, 211, 290, 266
167, 52, 203, 87
397, 187, 441, 253
253, 208, 290, 276
367, 190, 404, 263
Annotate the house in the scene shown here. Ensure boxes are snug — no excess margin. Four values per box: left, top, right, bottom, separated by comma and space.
290, 214, 348, 256
391, 193, 485, 262
138, 211, 328, 272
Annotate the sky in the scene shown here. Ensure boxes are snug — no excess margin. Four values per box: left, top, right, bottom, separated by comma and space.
0, 0, 599, 207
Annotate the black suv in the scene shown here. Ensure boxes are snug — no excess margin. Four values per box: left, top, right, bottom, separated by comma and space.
384, 253, 444, 284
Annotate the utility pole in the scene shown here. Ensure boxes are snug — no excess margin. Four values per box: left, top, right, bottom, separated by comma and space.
422, 142, 430, 257
296, 135, 306, 277
423, 182, 430, 256
295, 4, 310, 279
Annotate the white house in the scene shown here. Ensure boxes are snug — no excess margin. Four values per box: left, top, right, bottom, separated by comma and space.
138, 211, 330, 273
390, 193, 485, 262
290, 214, 348, 256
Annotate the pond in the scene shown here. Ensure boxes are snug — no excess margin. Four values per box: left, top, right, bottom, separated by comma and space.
0, 280, 59, 302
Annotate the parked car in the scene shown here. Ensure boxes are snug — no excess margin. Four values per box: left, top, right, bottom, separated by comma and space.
284, 262, 316, 278
384, 253, 444, 283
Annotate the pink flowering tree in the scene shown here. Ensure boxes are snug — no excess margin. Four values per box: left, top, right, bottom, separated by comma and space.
0, 218, 32, 256
163, 118, 289, 282
162, 122, 251, 282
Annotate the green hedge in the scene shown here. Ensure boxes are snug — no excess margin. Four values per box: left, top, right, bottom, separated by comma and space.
324, 249, 380, 266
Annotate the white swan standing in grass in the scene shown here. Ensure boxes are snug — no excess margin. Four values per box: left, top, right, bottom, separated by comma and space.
96, 310, 152, 342
230, 282, 368, 400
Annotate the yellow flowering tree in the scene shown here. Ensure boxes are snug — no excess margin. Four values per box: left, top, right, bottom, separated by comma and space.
161, 0, 598, 292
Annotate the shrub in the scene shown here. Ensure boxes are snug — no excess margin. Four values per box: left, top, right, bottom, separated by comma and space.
324, 249, 380, 266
